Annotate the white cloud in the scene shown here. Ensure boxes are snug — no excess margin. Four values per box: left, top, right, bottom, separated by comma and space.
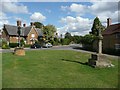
58, 16, 92, 36
61, 3, 88, 16
1, 1, 29, 14
30, 12, 46, 22
90, 2, 119, 26
60, 1, 119, 29
0, 0, 29, 29
70, 3, 88, 14
0, 12, 9, 29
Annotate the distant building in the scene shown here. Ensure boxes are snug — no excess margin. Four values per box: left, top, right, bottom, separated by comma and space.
2, 21, 43, 44
102, 18, 120, 51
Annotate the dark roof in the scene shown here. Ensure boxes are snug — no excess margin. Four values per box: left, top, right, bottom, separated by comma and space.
36, 28, 43, 36
102, 23, 120, 35
4, 24, 42, 36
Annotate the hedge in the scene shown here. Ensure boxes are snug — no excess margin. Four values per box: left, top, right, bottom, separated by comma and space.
9, 43, 18, 48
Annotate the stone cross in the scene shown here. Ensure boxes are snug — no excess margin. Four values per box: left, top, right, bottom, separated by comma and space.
97, 26, 103, 54
17, 26, 21, 47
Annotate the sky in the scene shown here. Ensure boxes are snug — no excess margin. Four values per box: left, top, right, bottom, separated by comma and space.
0, 0, 120, 36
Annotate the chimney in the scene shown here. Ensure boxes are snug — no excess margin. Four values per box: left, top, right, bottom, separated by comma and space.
30, 22, 34, 26
107, 18, 111, 27
23, 24, 26, 27
17, 20, 21, 26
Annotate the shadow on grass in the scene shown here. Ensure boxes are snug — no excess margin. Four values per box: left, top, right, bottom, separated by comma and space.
61, 59, 88, 66
72, 46, 96, 52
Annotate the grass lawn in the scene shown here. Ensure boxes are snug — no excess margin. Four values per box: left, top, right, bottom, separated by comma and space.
2, 50, 119, 88
0, 53, 2, 89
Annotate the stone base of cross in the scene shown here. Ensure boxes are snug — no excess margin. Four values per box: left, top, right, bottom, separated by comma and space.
88, 54, 114, 68
14, 47, 25, 56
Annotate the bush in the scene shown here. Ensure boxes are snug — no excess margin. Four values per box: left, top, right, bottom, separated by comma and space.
24, 44, 31, 48
1, 39, 10, 49
103, 48, 120, 56
82, 44, 94, 51
9, 43, 18, 48
61, 38, 71, 45
81, 34, 96, 45
2, 44, 10, 49
20, 39, 25, 47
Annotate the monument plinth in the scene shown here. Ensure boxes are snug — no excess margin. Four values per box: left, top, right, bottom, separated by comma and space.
88, 54, 112, 68
14, 47, 25, 56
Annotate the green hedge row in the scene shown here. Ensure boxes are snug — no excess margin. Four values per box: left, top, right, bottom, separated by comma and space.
9, 43, 18, 48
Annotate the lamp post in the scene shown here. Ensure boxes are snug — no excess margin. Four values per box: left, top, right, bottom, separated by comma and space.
17, 26, 21, 47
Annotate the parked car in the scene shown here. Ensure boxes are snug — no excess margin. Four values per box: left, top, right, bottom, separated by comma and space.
43, 43, 52, 48
30, 43, 41, 49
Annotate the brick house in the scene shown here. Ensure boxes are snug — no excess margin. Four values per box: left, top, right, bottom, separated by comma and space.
2, 21, 43, 45
102, 18, 120, 51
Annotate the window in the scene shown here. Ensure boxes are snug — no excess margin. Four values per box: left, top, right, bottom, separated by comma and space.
115, 44, 120, 50
31, 34, 35, 38
116, 33, 120, 38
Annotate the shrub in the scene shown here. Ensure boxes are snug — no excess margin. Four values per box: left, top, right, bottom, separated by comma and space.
1, 39, 10, 49
103, 48, 120, 56
20, 39, 25, 47
2, 44, 10, 49
61, 38, 71, 45
9, 43, 18, 48
81, 34, 96, 45
24, 44, 31, 48
82, 44, 94, 51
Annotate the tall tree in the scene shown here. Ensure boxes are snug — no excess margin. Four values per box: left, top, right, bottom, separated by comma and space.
65, 32, 72, 39
34, 22, 44, 29
43, 24, 57, 41
91, 17, 105, 36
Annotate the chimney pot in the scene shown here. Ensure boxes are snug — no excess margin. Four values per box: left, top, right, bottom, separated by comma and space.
23, 24, 26, 27
107, 18, 111, 27
30, 22, 34, 26
17, 20, 21, 26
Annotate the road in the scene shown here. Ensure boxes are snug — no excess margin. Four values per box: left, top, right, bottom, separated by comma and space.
0, 44, 119, 59
0, 44, 78, 53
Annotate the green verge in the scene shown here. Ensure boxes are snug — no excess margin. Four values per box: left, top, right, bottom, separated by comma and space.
0, 53, 2, 89
2, 50, 119, 88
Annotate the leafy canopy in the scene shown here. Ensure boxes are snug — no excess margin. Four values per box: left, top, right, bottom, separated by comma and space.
43, 24, 57, 40
91, 17, 105, 36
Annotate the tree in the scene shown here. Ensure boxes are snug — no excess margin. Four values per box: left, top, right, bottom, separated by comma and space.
72, 35, 82, 44
81, 34, 96, 45
91, 17, 105, 36
34, 22, 44, 29
65, 32, 72, 39
43, 24, 57, 41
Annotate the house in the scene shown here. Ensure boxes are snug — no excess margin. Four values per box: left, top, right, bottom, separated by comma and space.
2, 20, 43, 45
102, 18, 120, 51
